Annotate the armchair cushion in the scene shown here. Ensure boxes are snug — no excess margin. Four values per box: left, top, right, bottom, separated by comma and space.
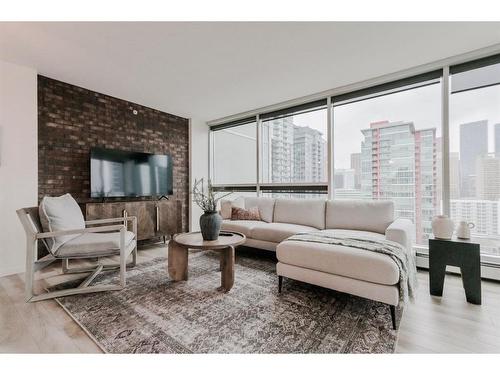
54, 230, 136, 258
39, 193, 85, 253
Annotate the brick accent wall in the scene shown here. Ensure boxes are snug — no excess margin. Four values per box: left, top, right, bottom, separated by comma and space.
38, 75, 190, 231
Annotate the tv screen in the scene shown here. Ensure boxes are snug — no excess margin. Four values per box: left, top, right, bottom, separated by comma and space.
90, 148, 173, 198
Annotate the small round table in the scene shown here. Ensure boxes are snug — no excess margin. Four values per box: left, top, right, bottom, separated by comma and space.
167, 231, 246, 292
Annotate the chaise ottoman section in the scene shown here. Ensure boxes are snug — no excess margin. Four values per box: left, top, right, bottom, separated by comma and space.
276, 262, 399, 306
276, 231, 400, 286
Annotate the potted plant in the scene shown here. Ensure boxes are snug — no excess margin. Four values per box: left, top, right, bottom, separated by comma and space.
192, 178, 231, 240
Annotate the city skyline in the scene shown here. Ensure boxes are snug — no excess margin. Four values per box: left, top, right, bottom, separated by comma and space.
332, 118, 500, 252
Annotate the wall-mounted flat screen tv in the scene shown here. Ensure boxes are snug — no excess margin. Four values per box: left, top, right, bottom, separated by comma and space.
90, 148, 173, 198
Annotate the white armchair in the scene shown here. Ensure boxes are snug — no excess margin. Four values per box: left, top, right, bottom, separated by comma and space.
17, 206, 137, 302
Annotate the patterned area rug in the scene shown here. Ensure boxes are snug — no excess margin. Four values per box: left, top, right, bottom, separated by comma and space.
53, 250, 400, 353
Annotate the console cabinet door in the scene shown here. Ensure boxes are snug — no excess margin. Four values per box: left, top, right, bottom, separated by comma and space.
86, 202, 126, 222
157, 200, 183, 237
124, 202, 156, 240
86, 200, 182, 241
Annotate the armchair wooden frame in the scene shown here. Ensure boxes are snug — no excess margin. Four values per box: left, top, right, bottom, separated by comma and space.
16, 207, 138, 303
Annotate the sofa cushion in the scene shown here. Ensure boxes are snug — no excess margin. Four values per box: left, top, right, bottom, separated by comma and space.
220, 197, 245, 219
39, 193, 85, 253
276, 229, 400, 285
250, 222, 318, 243
243, 197, 275, 223
221, 220, 267, 237
55, 231, 136, 258
326, 200, 394, 234
273, 199, 326, 229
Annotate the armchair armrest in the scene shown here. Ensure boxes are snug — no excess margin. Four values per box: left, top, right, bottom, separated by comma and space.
85, 216, 137, 238
385, 218, 415, 254
85, 216, 137, 225
36, 224, 126, 239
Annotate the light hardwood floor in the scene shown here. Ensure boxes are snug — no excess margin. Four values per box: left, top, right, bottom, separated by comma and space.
1, 245, 499, 353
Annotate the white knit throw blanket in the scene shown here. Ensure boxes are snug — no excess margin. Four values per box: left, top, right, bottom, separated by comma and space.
287, 231, 417, 303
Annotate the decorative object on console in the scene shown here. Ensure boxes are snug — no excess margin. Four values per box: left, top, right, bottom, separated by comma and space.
431, 215, 454, 240
231, 206, 261, 221
456, 221, 475, 240
192, 178, 231, 240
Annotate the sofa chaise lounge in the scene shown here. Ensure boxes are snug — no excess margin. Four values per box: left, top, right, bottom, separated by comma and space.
220, 197, 414, 329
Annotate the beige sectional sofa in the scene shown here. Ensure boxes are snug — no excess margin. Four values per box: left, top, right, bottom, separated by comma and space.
220, 197, 414, 329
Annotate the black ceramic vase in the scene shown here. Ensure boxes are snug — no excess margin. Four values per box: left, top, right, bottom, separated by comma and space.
199, 211, 222, 240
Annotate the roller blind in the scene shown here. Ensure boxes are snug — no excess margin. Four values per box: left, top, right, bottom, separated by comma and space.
332, 70, 442, 106
210, 116, 256, 131
260, 99, 328, 121
450, 53, 500, 94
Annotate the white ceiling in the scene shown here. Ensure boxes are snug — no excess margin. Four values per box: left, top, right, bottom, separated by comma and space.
1, 22, 500, 122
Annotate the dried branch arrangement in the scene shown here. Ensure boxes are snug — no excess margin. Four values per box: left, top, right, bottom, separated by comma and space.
192, 178, 232, 212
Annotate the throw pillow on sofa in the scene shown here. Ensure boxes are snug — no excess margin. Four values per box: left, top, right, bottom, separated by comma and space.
39, 193, 85, 253
220, 197, 245, 219
231, 206, 261, 221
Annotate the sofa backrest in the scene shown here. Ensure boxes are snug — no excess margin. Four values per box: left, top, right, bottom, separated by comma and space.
326, 200, 394, 234
243, 197, 275, 223
273, 199, 326, 229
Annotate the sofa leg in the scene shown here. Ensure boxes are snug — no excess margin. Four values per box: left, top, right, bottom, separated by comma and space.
390, 305, 397, 330
278, 276, 283, 293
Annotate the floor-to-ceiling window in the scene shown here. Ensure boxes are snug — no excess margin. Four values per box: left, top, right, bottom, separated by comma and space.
449, 55, 500, 261
259, 100, 328, 199
208, 51, 500, 272
210, 118, 258, 199
332, 72, 442, 246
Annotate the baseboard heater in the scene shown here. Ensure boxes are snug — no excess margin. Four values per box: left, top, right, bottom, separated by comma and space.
416, 252, 500, 281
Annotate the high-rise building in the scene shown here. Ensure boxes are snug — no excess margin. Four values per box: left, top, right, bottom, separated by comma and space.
436, 137, 442, 209
450, 152, 461, 199
261, 117, 326, 183
460, 120, 488, 198
476, 153, 500, 200
495, 123, 500, 156
293, 126, 326, 183
350, 153, 361, 189
360, 120, 437, 244
435, 138, 460, 206
334, 168, 355, 189
451, 199, 500, 240
261, 117, 295, 182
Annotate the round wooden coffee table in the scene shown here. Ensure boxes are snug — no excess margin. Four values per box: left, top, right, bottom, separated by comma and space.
167, 231, 246, 292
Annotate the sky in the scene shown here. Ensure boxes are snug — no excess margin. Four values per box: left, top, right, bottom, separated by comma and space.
293, 80, 500, 170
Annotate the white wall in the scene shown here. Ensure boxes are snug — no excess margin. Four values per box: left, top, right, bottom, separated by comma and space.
0, 60, 38, 277
189, 118, 209, 230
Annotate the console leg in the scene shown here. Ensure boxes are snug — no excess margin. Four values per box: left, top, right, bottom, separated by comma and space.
278, 276, 283, 293
390, 305, 397, 330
